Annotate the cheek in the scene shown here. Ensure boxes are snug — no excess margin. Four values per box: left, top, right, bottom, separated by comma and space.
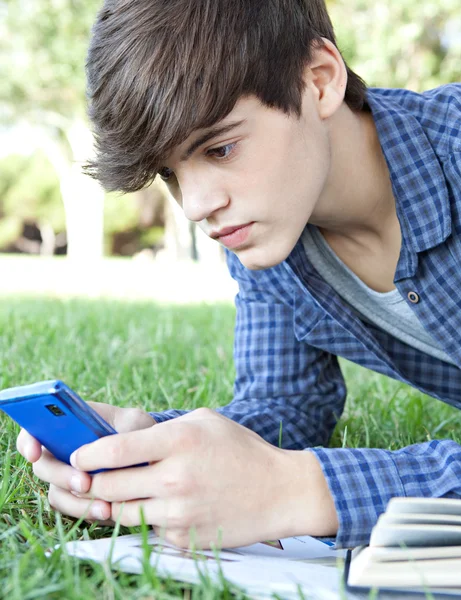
288, 131, 331, 205
255, 126, 329, 204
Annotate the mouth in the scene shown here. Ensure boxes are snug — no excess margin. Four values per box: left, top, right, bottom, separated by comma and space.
210, 223, 254, 249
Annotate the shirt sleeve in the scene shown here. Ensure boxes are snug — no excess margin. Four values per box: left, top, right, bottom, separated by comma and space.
149, 409, 189, 423
309, 439, 461, 548
151, 251, 347, 451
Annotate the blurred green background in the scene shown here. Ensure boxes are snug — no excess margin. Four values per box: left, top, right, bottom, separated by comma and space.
0, 0, 460, 260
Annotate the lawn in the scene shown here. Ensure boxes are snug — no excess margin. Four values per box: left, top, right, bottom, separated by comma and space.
1, 296, 461, 599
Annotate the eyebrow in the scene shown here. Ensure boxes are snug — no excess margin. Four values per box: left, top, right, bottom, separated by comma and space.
180, 120, 246, 161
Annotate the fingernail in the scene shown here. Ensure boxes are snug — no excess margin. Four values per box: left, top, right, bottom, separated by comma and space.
24, 441, 33, 461
70, 451, 78, 468
70, 475, 82, 493
91, 505, 106, 521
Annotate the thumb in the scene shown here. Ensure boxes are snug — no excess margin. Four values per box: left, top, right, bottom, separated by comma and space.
86, 401, 118, 427
86, 402, 156, 433
111, 406, 156, 433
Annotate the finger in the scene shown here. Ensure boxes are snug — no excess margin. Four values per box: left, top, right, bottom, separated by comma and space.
86, 403, 156, 433
111, 498, 168, 528
86, 401, 117, 426
111, 498, 191, 533
71, 420, 175, 472
112, 407, 156, 433
150, 526, 192, 550
89, 466, 156, 502
16, 428, 42, 462
111, 501, 193, 548
32, 449, 92, 494
48, 484, 112, 522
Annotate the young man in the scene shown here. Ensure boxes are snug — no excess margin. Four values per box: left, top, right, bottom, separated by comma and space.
17, 0, 461, 550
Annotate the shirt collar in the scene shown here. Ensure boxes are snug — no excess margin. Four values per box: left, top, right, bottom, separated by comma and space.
366, 88, 451, 254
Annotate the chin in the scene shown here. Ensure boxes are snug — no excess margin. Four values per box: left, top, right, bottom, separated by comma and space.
236, 245, 290, 271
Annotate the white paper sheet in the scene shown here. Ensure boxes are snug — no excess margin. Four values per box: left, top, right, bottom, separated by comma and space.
60, 532, 366, 599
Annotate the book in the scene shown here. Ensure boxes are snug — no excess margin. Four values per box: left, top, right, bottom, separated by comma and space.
59, 532, 352, 600
346, 497, 461, 596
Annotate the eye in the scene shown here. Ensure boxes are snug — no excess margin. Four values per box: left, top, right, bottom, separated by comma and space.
207, 143, 236, 160
158, 167, 174, 181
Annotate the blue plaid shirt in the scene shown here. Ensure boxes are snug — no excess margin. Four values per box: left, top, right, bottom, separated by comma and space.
151, 84, 461, 549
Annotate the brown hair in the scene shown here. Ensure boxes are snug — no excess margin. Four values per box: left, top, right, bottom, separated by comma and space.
86, 0, 367, 193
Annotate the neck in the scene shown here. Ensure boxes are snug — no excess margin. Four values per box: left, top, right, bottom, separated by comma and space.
309, 104, 397, 246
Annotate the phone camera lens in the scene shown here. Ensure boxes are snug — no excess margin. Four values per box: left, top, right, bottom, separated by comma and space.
46, 404, 65, 417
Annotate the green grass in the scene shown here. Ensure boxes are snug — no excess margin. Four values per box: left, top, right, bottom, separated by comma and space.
1, 296, 461, 599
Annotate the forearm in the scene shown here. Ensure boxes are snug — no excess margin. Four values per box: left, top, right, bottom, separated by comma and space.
215, 393, 342, 450
216, 342, 346, 450
149, 371, 345, 450
309, 439, 461, 548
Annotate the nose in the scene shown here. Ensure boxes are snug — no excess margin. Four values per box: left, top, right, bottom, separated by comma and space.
180, 175, 230, 223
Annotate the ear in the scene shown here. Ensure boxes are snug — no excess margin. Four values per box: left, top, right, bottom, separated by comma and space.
303, 38, 348, 120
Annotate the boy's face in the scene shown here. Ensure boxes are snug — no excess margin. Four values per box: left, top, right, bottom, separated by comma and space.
161, 91, 331, 270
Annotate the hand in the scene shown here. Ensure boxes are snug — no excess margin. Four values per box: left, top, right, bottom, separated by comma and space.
70, 408, 338, 548
16, 402, 156, 522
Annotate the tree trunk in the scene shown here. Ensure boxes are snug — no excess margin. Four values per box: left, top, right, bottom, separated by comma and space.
64, 120, 104, 260
163, 192, 194, 260
38, 219, 56, 256
37, 120, 105, 261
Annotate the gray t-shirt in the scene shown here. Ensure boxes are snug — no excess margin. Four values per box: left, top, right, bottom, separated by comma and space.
302, 225, 455, 365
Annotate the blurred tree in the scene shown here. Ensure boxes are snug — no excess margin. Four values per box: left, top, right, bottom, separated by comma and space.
104, 187, 165, 256
0, 152, 65, 254
0, 151, 166, 256
2, 0, 456, 262
328, 0, 461, 89
0, 0, 223, 263
0, 0, 104, 259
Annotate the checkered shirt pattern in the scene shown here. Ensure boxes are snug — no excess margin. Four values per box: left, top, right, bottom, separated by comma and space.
150, 84, 461, 548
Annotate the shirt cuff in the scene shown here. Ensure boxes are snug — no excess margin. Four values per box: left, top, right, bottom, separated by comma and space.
307, 446, 405, 548
309, 440, 461, 548
149, 409, 189, 423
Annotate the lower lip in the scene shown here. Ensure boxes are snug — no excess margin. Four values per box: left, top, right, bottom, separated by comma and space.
218, 223, 254, 249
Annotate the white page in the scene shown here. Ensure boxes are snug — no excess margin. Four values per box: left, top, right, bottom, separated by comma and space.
378, 512, 461, 526
386, 497, 461, 516
231, 534, 345, 561
370, 524, 461, 547
368, 544, 461, 562
60, 533, 359, 600
85, 530, 345, 560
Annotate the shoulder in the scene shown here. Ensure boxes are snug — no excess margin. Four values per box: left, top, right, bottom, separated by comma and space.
368, 84, 461, 112
368, 85, 461, 157
418, 84, 461, 157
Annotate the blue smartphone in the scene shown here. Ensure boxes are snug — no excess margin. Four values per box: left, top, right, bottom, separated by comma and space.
0, 380, 117, 466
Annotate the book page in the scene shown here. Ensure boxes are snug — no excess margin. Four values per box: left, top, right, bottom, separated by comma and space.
368, 544, 461, 562
377, 512, 461, 526
348, 547, 461, 589
370, 523, 461, 547
386, 497, 461, 516
59, 533, 355, 600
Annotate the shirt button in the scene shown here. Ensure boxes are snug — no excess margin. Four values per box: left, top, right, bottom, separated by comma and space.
407, 291, 420, 304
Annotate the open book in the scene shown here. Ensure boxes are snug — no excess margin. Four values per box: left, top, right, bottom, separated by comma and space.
60, 532, 352, 599
346, 497, 461, 596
